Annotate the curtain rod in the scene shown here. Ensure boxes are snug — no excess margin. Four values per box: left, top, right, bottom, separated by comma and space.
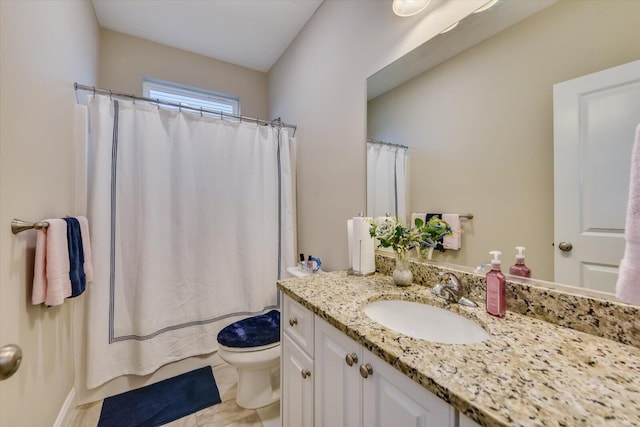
366, 138, 408, 150
74, 83, 297, 136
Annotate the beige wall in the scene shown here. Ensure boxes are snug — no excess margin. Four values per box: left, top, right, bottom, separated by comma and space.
0, 1, 99, 426
98, 28, 268, 119
368, 0, 640, 281
268, 0, 487, 271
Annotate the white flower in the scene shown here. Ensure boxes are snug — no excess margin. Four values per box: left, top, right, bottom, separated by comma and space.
375, 218, 396, 241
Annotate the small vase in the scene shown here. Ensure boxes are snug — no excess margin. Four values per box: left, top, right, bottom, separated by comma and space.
426, 247, 434, 261
392, 252, 413, 286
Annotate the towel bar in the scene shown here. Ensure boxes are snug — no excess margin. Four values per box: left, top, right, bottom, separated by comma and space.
11, 219, 50, 235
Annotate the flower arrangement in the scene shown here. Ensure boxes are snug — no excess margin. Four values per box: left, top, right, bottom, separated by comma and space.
369, 216, 453, 260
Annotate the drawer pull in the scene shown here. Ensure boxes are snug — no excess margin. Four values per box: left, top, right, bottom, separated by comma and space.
345, 353, 358, 367
289, 317, 298, 327
301, 368, 311, 379
359, 363, 373, 379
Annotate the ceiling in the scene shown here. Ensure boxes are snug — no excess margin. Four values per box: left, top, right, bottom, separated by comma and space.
91, 0, 324, 73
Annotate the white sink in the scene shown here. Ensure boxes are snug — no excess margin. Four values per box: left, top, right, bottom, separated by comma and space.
362, 300, 489, 344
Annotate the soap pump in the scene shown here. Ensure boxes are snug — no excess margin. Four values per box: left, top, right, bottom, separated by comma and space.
509, 246, 531, 278
486, 250, 506, 318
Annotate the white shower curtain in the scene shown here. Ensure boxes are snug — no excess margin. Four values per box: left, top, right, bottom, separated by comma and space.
85, 94, 294, 388
367, 143, 407, 221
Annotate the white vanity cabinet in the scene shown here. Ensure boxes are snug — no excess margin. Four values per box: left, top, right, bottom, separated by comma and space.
314, 316, 363, 427
282, 292, 462, 427
281, 294, 315, 427
459, 413, 482, 427
282, 334, 314, 427
314, 316, 456, 427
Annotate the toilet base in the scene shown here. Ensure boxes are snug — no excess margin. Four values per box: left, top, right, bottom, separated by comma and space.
217, 343, 281, 409
236, 363, 280, 409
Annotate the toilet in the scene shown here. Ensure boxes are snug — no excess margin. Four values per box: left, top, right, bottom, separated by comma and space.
216, 309, 281, 409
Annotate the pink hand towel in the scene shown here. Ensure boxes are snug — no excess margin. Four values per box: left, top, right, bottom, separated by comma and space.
616, 123, 640, 305
44, 219, 71, 306
77, 216, 94, 282
442, 213, 462, 250
31, 228, 48, 305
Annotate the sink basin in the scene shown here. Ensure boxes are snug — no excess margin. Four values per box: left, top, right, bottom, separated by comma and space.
362, 300, 489, 344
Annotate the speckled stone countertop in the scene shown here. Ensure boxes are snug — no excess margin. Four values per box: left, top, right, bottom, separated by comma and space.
277, 271, 640, 427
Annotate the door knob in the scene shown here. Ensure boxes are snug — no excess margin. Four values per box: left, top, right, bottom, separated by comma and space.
558, 242, 573, 252
345, 352, 358, 367
0, 344, 22, 380
289, 317, 298, 327
301, 369, 311, 379
359, 363, 373, 379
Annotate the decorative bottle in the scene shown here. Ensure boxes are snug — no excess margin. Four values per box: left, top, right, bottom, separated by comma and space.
509, 246, 531, 278
486, 250, 506, 318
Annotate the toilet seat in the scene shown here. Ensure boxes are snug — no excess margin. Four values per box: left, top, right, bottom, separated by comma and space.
217, 309, 280, 349
218, 341, 279, 353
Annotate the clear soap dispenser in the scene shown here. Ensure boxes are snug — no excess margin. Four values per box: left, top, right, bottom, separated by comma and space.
486, 250, 506, 318
509, 246, 531, 278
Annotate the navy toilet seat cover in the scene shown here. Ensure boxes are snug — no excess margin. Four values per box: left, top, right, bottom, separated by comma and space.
217, 310, 280, 348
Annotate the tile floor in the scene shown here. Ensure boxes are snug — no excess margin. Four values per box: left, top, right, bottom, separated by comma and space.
67, 354, 280, 427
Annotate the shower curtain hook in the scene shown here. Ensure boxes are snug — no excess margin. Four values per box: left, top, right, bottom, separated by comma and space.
156, 98, 160, 110
200, 107, 203, 117
92, 86, 96, 96
219, 110, 223, 120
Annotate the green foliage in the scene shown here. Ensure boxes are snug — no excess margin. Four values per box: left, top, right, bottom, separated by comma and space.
368, 216, 452, 258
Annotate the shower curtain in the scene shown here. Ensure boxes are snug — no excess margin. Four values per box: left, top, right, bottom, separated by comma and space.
367, 143, 407, 221
84, 94, 294, 388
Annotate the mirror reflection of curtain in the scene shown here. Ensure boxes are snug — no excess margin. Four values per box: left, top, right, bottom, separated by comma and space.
366, 143, 407, 221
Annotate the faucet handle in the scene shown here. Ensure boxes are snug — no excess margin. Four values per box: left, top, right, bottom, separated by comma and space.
439, 271, 461, 287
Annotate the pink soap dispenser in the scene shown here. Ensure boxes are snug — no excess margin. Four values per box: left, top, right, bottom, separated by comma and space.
509, 246, 532, 278
486, 250, 506, 318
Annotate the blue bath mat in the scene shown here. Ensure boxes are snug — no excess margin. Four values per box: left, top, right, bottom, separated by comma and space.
98, 366, 221, 427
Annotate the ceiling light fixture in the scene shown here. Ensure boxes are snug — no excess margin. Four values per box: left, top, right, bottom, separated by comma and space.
392, 0, 431, 17
473, 0, 499, 14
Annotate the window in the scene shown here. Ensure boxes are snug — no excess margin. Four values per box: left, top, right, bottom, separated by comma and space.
142, 78, 240, 116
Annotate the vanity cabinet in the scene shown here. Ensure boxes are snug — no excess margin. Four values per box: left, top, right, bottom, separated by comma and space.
282, 292, 458, 427
281, 295, 315, 427
315, 316, 456, 427
314, 316, 363, 426
281, 334, 314, 427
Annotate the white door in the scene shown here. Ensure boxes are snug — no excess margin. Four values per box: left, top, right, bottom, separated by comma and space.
314, 317, 362, 427
554, 59, 640, 293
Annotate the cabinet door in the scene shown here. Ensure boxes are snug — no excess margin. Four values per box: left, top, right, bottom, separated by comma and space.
314, 317, 362, 427
282, 334, 313, 427
362, 348, 456, 427
459, 413, 482, 427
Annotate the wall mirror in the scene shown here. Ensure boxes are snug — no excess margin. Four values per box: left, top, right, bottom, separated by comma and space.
366, 0, 640, 304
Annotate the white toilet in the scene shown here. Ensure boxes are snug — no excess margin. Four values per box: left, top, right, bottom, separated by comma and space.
216, 310, 280, 409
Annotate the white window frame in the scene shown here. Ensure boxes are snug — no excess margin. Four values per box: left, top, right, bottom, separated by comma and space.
142, 78, 240, 116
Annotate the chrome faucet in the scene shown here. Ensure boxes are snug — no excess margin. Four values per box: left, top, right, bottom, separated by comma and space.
432, 272, 478, 307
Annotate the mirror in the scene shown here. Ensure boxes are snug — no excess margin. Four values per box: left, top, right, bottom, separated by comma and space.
366, 0, 640, 301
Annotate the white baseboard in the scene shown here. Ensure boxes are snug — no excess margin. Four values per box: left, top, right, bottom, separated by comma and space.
54, 387, 77, 427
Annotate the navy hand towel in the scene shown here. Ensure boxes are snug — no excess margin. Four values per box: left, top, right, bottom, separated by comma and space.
63, 217, 86, 297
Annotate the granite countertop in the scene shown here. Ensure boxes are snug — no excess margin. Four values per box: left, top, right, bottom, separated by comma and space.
277, 271, 640, 427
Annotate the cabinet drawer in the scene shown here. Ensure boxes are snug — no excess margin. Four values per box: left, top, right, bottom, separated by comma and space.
283, 293, 314, 355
